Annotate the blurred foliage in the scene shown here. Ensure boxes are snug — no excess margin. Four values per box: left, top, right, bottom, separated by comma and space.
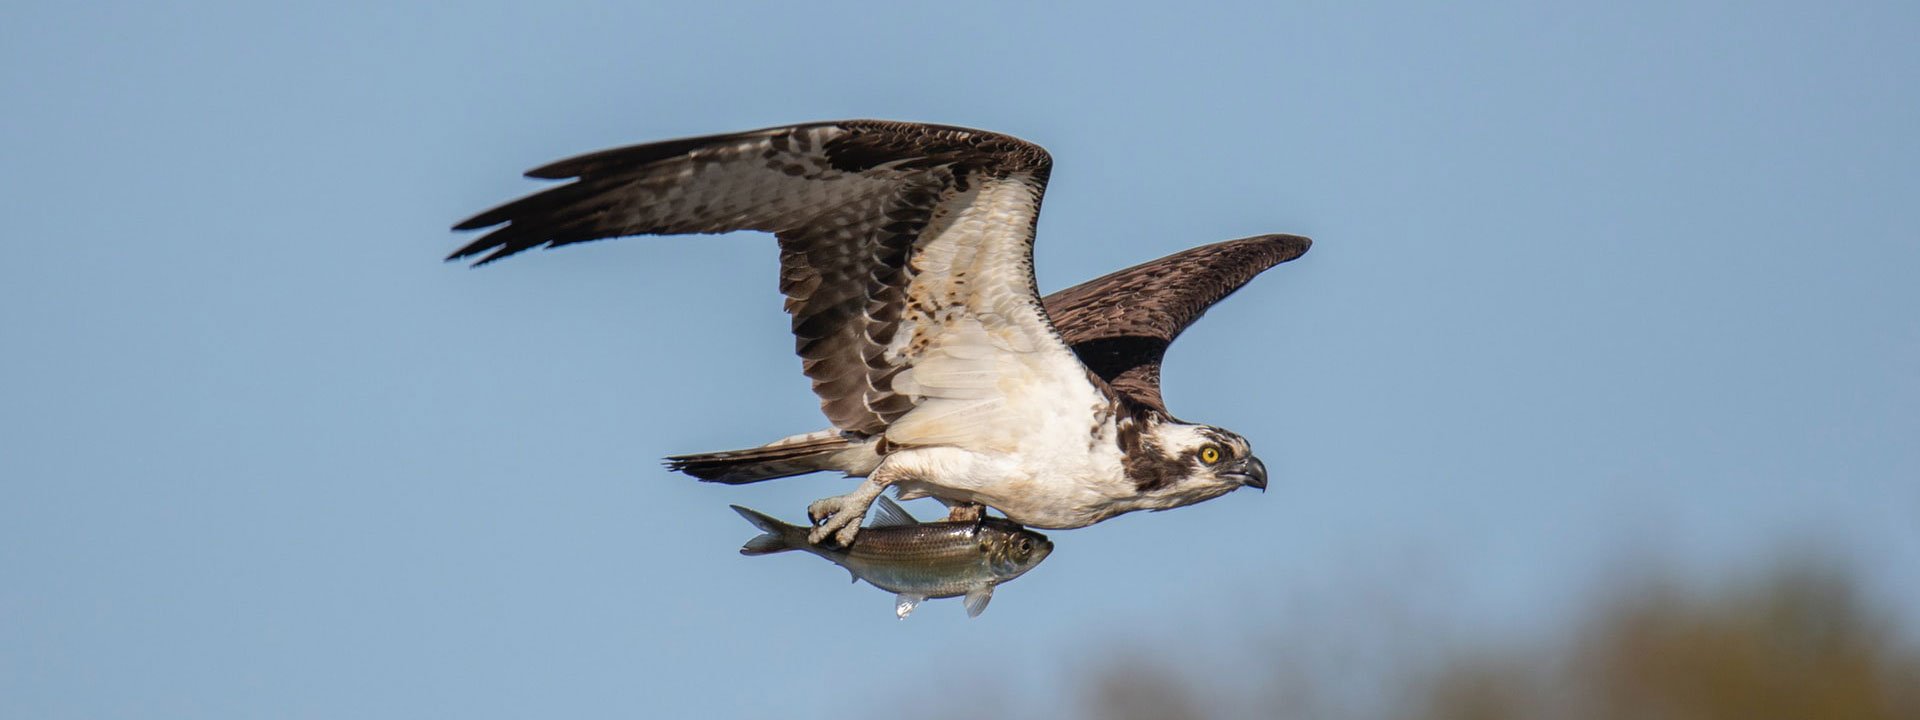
1080, 561, 1920, 720
1085, 658, 1208, 720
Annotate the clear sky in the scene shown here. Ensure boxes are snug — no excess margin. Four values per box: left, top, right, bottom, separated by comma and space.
4, 1, 1917, 717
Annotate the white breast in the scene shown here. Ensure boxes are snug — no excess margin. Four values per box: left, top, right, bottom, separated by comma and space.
889, 384, 1136, 529
873, 173, 1139, 528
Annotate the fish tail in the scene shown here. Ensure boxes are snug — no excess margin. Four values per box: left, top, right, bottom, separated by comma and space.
731, 505, 801, 556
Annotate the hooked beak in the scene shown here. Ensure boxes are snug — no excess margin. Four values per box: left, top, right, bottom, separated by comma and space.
1222, 456, 1269, 491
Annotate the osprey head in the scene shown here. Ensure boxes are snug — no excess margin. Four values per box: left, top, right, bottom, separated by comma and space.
1121, 411, 1269, 510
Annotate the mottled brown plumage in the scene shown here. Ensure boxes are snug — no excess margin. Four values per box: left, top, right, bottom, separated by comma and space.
1042, 235, 1311, 412
452, 120, 1053, 437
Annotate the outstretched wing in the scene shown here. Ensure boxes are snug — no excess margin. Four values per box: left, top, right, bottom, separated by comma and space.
454, 120, 1097, 449
1041, 235, 1311, 412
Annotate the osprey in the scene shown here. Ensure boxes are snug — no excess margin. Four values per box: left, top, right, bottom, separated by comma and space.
452, 120, 1310, 546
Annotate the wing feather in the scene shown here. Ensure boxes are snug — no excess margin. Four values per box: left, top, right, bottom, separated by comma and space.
453, 120, 1090, 443
1040, 235, 1312, 412
451, 124, 901, 264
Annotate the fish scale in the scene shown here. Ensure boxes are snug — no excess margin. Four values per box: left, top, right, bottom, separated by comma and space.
731, 497, 1052, 618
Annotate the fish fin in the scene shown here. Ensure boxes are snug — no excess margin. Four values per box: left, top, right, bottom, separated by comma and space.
895, 593, 925, 619
963, 585, 993, 618
849, 568, 859, 584
741, 533, 788, 555
869, 496, 917, 528
731, 505, 796, 556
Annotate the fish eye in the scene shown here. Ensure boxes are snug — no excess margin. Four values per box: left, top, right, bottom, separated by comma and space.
1199, 444, 1223, 465
1016, 537, 1032, 553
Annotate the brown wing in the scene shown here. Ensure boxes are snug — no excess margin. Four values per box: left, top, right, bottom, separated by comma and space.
452, 120, 1065, 438
1041, 235, 1312, 412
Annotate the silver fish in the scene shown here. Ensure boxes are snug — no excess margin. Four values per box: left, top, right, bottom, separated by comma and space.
732, 497, 1053, 618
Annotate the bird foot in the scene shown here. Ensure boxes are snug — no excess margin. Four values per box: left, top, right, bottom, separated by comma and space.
945, 503, 985, 523
807, 484, 885, 547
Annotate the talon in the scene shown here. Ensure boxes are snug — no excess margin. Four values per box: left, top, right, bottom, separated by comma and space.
945, 503, 985, 523
806, 524, 834, 546
801, 473, 897, 548
804, 483, 889, 547
805, 497, 854, 545
807, 496, 847, 528
807, 510, 859, 547
833, 522, 861, 548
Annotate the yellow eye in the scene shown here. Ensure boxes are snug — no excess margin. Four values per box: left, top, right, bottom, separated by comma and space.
1199, 445, 1223, 465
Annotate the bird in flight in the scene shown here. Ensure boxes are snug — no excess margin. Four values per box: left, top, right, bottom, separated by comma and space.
452, 120, 1310, 546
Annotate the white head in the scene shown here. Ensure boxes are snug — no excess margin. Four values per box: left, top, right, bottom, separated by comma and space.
1117, 411, 1268, 513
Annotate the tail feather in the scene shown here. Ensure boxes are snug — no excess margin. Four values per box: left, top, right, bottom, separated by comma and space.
731, 505, 800, 556
665, 433, 855, 484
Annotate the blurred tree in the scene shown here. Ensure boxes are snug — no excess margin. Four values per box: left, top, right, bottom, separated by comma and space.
1075, 560, 1920, 720
1417, 661, 1536, 720
1570, 564, 1920, 720
1083, 658, 1208, 720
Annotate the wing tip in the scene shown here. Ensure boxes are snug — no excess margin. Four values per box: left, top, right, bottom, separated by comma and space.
1212, 233, 1312, 268
1246, 233, 1312, 257
450, 216, 496, 232
443, 232, 524, 267
524, 160, 582, 180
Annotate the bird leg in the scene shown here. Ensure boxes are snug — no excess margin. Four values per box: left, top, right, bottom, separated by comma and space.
944, 503, 985, 523
807, 470, 897, 547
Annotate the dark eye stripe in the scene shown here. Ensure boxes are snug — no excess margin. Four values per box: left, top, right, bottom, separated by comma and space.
1197, 428, 1250, 456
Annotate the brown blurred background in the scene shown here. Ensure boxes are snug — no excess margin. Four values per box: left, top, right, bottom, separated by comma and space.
925, 555, 1920, 720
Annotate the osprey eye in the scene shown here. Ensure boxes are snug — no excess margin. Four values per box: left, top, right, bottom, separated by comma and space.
1199, 445, 1223, 465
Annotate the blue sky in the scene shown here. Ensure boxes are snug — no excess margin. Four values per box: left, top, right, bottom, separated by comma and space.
4, 1, 1917, 717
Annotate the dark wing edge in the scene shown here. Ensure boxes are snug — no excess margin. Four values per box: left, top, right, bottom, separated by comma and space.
448, 120, 1053, 437
447, 122, 829, 265
1041, 234, 1311, 411
447, 119, 1050, 266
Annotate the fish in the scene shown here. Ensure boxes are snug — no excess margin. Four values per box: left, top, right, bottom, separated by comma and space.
731, 496, 1053, 618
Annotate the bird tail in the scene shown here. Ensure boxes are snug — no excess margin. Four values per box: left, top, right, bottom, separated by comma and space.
664, 431, 863, 485
731, 505, 804, 556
